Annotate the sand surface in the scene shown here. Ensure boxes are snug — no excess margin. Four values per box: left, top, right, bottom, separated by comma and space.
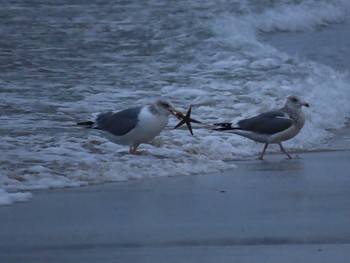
1, 149, 350, 263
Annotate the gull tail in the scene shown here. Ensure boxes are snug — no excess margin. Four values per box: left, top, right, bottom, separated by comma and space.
213, 122, 235, 131
77, 121, 97, 129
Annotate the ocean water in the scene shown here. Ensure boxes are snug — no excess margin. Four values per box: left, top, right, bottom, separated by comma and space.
1, 0, 350, 205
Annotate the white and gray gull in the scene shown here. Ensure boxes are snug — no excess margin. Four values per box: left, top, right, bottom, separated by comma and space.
214, 96, 309, 160
77, 100, 182, 154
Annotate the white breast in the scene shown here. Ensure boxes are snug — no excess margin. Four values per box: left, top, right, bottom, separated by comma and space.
113, 107, 168, 147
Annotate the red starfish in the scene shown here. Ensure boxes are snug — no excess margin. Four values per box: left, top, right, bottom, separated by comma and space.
174, 106, 201, 135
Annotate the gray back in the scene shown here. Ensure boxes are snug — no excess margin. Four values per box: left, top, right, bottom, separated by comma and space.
238, 110, 293, 135
96, 107, 142, 136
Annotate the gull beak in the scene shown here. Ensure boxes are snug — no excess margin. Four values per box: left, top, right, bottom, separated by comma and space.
168, 107, 184, 119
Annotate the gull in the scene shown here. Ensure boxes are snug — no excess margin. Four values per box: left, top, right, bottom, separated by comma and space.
214, 96, 309, 160
77, 100, 183, 154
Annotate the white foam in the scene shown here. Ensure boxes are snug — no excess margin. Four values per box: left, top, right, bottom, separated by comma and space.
2, 0, 350, 205
0, 190, 32, 206
255, 1, 350, 32
0, 174, 32, 206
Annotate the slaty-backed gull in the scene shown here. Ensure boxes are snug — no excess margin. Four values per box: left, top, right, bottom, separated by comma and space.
77, 100, 182, 154
214, 96, 309, 160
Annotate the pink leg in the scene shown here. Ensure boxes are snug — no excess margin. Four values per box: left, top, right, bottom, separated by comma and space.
258, 143, 269, 160
129, 145, 145, 155
278, 143, 292, 159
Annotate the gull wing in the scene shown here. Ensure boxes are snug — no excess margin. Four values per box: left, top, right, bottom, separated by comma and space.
96, 107, 142, 136
237, 110, 293, 135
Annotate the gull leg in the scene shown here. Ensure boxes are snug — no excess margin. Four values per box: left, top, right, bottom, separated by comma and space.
278, 143, 292, 159
129, 145, 145, 155
129, 146, 136, 154
258, 143, 269, 160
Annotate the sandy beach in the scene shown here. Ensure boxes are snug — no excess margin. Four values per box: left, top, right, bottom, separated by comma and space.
1, 148, 350, 263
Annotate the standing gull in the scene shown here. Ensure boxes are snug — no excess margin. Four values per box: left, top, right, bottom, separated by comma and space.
214, 96, 309, 160
77, 100, 182, 154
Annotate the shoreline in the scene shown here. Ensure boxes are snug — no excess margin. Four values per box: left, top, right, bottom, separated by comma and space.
1, 150, 350, 262
5, 147, 350, 195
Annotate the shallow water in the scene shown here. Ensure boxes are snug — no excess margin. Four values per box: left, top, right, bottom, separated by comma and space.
1, 0, 350, 203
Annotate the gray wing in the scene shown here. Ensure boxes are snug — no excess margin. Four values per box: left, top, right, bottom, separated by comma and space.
96, 107, 142, 136
237, 110, 293, 135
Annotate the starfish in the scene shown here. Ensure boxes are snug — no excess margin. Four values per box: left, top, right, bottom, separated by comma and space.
174, 106, 201, 135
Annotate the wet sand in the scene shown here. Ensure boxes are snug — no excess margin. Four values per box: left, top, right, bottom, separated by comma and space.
1, 149, 350, 263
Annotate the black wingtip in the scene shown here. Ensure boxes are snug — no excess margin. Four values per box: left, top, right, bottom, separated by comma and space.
213, 122, 232, 128
77, 121, 95, 128
213, 127, 231, 131
212, 122, 234, 131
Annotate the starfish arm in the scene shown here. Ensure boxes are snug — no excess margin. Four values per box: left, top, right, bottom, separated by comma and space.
185, 121, 194, 135
173, 106, 200, 135
189, 118, 201, 124
174, 119, 186, 129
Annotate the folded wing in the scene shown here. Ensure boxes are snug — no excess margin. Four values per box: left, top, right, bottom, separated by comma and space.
237, 110, 293, 135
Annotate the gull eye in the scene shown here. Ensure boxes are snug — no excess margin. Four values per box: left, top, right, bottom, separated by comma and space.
290, 97, 298, 103
160, 101, 170, 108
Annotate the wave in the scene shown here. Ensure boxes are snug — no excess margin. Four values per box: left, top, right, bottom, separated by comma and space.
212, 0, 350, 46
254, 0, 350, 32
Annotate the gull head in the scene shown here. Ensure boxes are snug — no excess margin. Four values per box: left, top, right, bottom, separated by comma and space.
286, 95, 310, 109
154, 100, 183, 117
